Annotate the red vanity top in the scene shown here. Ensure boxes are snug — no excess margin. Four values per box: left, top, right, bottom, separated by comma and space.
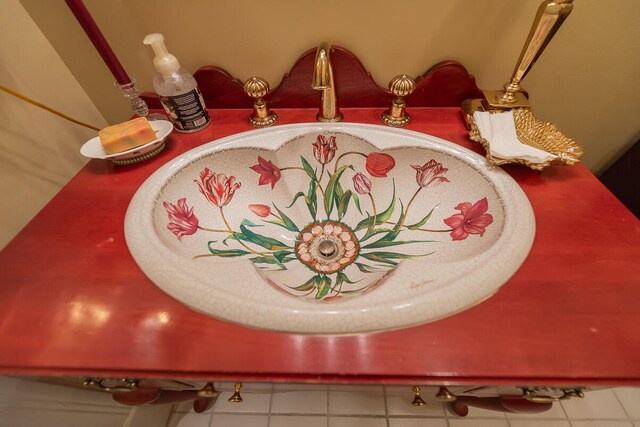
1, 108, 638, 386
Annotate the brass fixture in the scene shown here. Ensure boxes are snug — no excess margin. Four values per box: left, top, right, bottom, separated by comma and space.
244, 77, 278, 128
381, 74, 416, 127
228, 383, 243, 403
311, 42, 342, 122
521, 387, 585, 403
411, 386, 427, 406
483, 0, 574, 109
435, 386, 457, 402
83, 378, 139, 393
197, 381, 220, 398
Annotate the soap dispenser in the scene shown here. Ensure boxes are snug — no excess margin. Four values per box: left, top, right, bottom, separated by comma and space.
143, 33, 210, 133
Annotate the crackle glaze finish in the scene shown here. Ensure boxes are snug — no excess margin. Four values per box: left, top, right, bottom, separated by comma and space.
125, 124, 534, 334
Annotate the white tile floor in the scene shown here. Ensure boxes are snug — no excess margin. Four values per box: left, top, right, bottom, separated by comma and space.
168, 386, 640, 427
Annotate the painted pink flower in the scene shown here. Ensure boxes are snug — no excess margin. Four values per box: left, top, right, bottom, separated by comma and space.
195, 168, 241, 207
163, 198, 199, 240
444, 197, 494, 241
365, 153, 395, 177
352, 172, 372, 195
249, 204, 271, 218
250, 156, 282, 189
312, 135, 337, 164
411, 159, 449, 188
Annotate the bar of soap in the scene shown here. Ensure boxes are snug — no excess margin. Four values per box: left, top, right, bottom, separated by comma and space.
99, 117, 157, 154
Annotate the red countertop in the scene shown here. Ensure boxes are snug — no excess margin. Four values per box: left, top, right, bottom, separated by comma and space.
1, 108, 638, 386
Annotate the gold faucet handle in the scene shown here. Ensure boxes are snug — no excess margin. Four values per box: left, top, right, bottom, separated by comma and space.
244, 77, 278, 128
389, 74, 416, 98
381, 74, 416, 127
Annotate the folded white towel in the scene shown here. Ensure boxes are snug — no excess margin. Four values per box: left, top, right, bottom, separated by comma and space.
473, 110, 557, 164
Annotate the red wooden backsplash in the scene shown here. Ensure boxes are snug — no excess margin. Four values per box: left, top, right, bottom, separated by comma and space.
141, 46, 484, 109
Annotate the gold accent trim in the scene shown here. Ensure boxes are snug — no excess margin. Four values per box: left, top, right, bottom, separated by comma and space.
0, 84, 101, 131
411, 386, 427, 406
465, 107, 582, 170
197, 381, 220, 398
111, 142, 166, 166
435, 386, 457, 402
521, 387, 585, 403
228, 383, 243, 403
82, 378, 139, 393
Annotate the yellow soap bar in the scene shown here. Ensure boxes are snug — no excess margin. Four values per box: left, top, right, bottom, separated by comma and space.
99, 117, 156, 154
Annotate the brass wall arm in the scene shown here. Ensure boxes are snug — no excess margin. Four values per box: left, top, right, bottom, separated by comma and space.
485, 0, 574, 108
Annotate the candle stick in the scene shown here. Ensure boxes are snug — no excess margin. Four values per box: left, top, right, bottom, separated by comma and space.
65, 0, 131, 85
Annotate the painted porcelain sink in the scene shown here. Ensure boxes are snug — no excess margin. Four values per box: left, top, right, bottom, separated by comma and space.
125, 123, 534, 334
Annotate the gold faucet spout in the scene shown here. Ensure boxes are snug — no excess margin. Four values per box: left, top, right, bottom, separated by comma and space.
312, 42, 342, 122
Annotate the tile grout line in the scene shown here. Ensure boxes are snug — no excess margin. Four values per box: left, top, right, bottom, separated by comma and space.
267, 387, 274, 427
558, 398, 571, 422
383, 385, 390, 427
326, 386, 330, 427
205, 407, 214, 427
612, 387, 633, 421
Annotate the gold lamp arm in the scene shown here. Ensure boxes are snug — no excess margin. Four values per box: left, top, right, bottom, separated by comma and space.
485, 0, 574, 108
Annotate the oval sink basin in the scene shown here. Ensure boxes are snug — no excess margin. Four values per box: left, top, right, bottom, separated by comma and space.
125, 123, 534, 334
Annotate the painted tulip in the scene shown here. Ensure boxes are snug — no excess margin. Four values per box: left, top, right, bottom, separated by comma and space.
312, 135, 337, 164
444, 197, 494, 241
365, 152, 396, 177
249, 204, 271, 218
411, 159, 449, 188
163, 198, 199, 240
195, 168, 241, 207
352, 172, 372, 195
249, 156, 282, 189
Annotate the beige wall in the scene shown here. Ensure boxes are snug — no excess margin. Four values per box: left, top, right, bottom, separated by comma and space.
15, 0, 640, 175
0, 0, 107, 249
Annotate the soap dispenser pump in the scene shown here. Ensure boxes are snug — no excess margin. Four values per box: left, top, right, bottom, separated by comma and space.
143, 33, 210, 133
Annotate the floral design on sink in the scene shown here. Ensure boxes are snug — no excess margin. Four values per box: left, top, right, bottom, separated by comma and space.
126, 124, 534, 333
162, 134, 494, 302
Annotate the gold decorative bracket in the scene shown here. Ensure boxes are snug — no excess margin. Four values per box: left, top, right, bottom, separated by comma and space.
435, 386, 457, 402
411, 386, 427, 406
228, 383, 244, 403
82, 378, 139, 393
197, 381, 220, 398
521, 387, 585, 403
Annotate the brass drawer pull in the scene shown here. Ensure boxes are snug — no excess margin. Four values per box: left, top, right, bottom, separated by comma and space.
83, 378, 139, 393
521, 387, 584, 403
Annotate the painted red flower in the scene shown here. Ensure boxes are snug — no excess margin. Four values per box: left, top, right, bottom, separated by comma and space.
250, 156, 282, 189
444, 197, 494, 241
352, 172, 372, 195
195, 168, 241, 207
411, 159, 449, 188
312, 135, 337, 164
249, 204, 271, 218
163, 198, 199, 240
365, 152, 396, 177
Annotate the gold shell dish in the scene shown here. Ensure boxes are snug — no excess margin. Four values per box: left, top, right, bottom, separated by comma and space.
466, 108, 583, 171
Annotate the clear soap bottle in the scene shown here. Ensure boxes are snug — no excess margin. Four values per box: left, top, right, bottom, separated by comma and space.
143, 33, 210, 133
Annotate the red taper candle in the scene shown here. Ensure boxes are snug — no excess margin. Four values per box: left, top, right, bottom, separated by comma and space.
65, 0, 131, 85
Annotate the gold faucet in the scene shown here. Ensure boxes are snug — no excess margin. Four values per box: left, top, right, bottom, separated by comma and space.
312, 42, 343, 122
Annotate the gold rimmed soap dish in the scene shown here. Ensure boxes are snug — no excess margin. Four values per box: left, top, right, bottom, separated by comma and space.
463, 103, 583, 171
